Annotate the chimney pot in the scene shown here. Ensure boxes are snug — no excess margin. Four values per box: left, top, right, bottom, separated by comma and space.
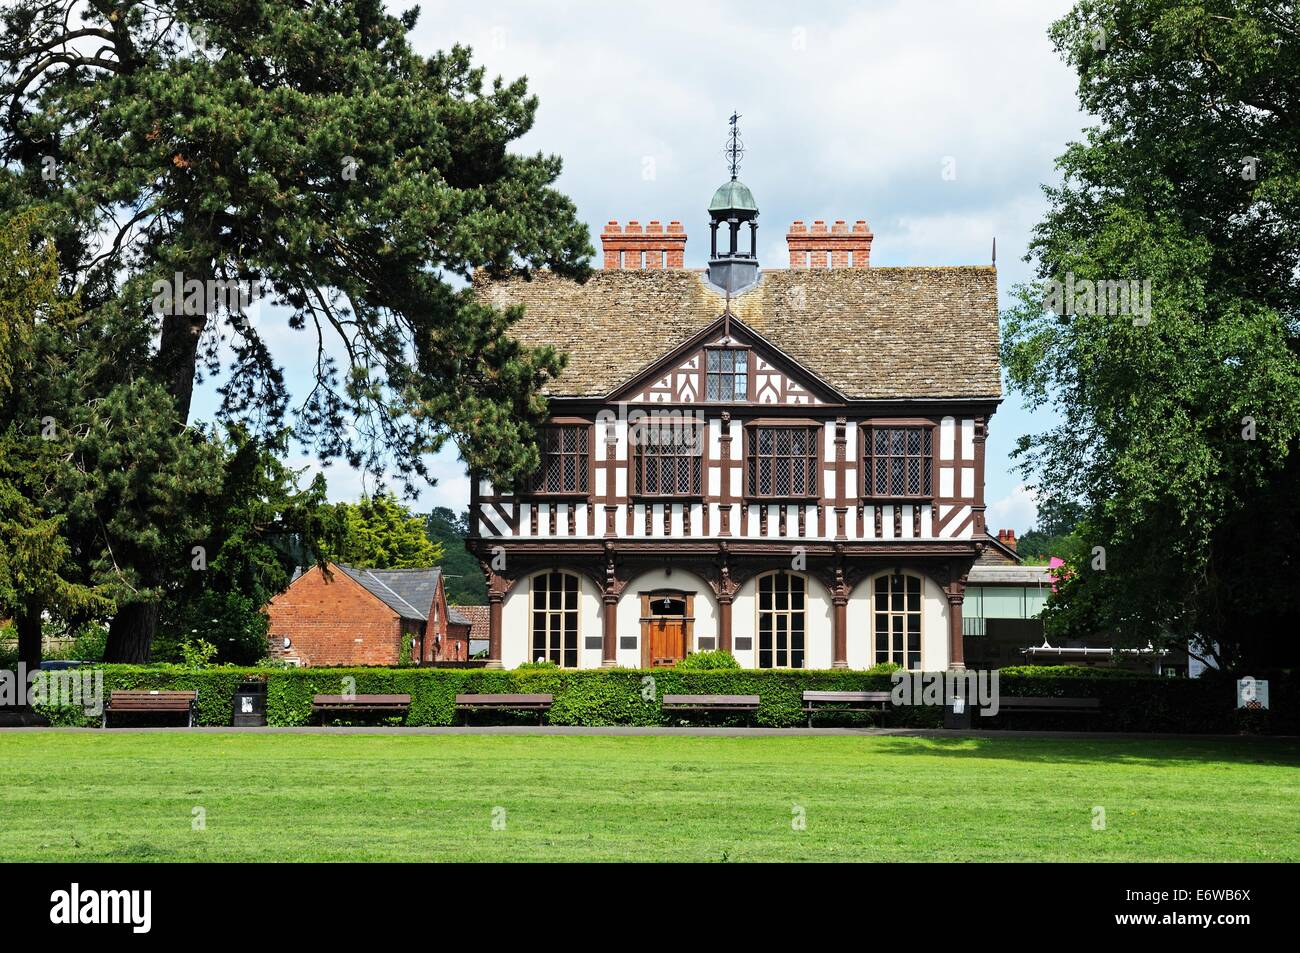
787, 217, 874, 269
600, 217, 687, 270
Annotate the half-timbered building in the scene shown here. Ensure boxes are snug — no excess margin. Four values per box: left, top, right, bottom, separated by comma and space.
468, 173, 1001, 671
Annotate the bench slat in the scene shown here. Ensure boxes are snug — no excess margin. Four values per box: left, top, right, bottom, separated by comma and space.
802, 691, 891, 703
661, 694, 760, 706
312, 694, 410, 708
999, 697, 1100, 709
455, 694, 554, 705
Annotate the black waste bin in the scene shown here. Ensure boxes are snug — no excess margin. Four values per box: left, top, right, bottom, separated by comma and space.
233, 680, 267, 727
943, 693, 972, 730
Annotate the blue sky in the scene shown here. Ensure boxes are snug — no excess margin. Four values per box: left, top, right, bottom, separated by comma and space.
191, 0, 1088, 532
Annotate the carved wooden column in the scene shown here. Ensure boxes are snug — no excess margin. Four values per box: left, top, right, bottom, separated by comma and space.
946, 589, 966, 671
831, 550, 848, 668
716, 544, 735, 652
486, 590, 504, 670
482, 563, 510, 670
602, 545, 621, 667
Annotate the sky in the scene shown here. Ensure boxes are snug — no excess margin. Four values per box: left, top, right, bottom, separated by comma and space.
192, 0, 1090, 532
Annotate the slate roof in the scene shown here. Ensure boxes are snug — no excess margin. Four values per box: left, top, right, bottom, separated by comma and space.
449, 604, 490, 638
477, 267, 1000, 400
967, 564, 1054, 586
334, 565, 441, 622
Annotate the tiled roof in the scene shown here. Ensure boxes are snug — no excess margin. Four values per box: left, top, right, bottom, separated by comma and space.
477, 267, 1000, 400
334, 565, 442, 622
449, 604, 490, 639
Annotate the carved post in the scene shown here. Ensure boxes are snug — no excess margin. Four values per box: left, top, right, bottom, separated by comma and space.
602, 546, 620, 668
717, 544, 734, 652
486, 590, 504, 670
832, 549, 848, 668
947, 590, 965, 671
482, 560, 509, 670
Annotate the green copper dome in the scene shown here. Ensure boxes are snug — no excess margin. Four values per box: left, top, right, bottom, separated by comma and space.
708, 178, 758, 214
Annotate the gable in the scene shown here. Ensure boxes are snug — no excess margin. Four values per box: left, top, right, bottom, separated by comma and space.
613, 316, 841, 406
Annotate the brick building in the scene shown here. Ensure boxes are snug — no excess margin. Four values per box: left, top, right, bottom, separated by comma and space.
265, 563, 469, 667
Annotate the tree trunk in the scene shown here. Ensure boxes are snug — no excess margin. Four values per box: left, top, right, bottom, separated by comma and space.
157, 310, 207, 424
16, 600, 43, 671
104, 601, 161, 664
100, 292, 207, 664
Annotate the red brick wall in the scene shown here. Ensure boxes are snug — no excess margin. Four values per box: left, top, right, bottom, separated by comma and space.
425, 579, 468, 662
265, 565, 403, 666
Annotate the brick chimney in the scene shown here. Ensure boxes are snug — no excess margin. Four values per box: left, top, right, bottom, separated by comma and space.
997, 529, 1017, 552
601, 220, 687, 270
787, 219, 873, 268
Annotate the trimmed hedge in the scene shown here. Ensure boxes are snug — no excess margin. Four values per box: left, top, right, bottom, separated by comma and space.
26, 664, 1295, 733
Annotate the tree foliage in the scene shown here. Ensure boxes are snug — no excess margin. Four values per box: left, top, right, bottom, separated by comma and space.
1001, 0, 1300, 668
325, 493, 443, 569
2, 2, 591, 658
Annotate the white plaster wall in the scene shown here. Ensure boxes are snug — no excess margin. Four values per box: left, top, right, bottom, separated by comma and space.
615, 569, 718, 667
846, 571, 950, 670
732, 572, 833, 669
501, 571, 605, 669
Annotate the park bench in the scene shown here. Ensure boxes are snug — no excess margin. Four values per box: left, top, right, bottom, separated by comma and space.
311, 694, 411, 725
661, 694, 761, 725
103, 690, 198, 728
801, 690, 892, 728
454, 693, 553, 726
995, 696, 1101, 727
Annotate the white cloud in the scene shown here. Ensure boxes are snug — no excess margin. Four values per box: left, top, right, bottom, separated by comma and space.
188, 1, 1083, 506
985, 483, 1039, 534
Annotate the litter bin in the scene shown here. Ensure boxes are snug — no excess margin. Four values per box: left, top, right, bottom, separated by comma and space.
943, 693, 972, 730
233, 680, 267, 727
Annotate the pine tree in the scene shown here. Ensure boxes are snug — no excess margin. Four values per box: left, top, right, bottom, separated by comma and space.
3, 1, 591, 658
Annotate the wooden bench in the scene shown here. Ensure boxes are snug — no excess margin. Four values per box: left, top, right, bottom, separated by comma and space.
802, 691, 892, 727
996, 696, 1100, 725
454, 693, 553, 726
103, 690, 198, 728
311, 694, 411, 725
661, 694, 761, 725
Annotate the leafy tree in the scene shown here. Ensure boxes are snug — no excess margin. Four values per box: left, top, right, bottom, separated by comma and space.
1001, 1, 1300, 669
424, 506, 486, 604
326, 494, 443, 569
2, 0, 591, 658
0, 210, 115, 667
155, 428, 333, 664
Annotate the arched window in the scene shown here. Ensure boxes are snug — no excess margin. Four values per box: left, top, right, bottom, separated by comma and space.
757, 571, 805, 669
531, 571, 580, 667
874, 574, 922, 669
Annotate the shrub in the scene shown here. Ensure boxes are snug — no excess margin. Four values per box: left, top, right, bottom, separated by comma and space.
23, 664, 1294, 734
864, 661, 902, 676
518, 660, 559, 670
676, 650, 741, 670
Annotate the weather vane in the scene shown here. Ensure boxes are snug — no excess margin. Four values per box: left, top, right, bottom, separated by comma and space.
724, 111, 744, 180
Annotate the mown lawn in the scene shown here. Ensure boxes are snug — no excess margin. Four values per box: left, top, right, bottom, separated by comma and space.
1, 732, 1296, 861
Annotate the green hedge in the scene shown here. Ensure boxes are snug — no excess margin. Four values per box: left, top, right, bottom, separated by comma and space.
26, 664, 1295, 733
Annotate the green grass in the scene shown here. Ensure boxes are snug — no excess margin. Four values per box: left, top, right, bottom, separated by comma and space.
2, 732, 1297, 861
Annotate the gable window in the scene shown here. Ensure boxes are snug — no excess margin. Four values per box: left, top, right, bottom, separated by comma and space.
706, 348, 749, 401
874, 573, 922, 669
531, 571, 579, 667
863, 426, 933, 498
746, 425, 819, 498
531, 425, 590, 495
633, 421, 703, 496
757, 571, 805, 669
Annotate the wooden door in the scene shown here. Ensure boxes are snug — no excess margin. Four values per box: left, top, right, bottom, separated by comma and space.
650, 619, 686, 666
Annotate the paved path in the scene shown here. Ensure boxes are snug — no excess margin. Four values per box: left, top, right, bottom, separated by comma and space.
0, 725, 1282, 740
